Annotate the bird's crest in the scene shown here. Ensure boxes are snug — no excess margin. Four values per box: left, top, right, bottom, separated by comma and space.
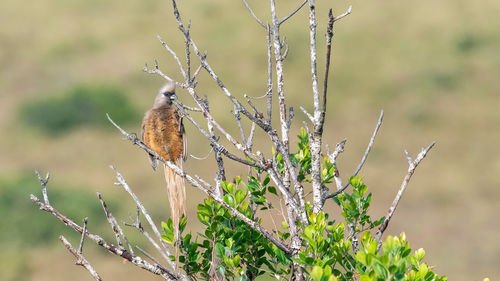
159, 81, 176, 94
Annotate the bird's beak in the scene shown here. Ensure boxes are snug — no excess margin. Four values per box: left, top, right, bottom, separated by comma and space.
170, 94, 177, 100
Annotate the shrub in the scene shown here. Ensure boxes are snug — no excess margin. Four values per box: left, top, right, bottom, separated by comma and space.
19, 84, 139, 135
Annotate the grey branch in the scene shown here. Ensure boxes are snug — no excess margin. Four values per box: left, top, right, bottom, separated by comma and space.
124, 207, 170, 265
110, 166, 177, 270
35, 170, 50, 205
59, 235, 103, 281
327, 139, 347, 191
279, 0, 308, 24
30, 194, 181, 280
352, 110, 384, 177
325, 110, 384, 200
98, 192, 134, 254
157, 34, 187, 79
266, 24, 273, 124
333, 5, 352, 23
241, 0, 266, 28
78, 217, 88, 254
375, 142, 436, 245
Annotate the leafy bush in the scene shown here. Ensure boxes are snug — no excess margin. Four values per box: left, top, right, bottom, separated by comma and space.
162, 130, 447, 281
19, 84, 139, 135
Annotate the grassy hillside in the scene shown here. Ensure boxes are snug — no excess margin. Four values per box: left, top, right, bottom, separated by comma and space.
1, 0, 499, 280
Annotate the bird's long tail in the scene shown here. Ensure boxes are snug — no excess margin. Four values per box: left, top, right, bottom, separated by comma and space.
164, 162, 186, 252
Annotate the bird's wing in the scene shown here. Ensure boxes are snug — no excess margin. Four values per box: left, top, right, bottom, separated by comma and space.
141, 114, 158, 171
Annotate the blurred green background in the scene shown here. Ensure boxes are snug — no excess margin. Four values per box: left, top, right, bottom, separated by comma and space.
1, 0, 499, 280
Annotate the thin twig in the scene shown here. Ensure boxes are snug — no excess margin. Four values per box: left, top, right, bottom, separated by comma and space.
327, 139, 347, 191
189, 147, 214, 160
59, 235, 103, 281
143, 61, 177, 85
136, 245, 169, 273
241, 0, 266, 28
124, 207, 171, 264
352, 110, 384, 177
98, 192, 134, 254
35, 170, 50, 205
375, 142, 436, 246
110, 166, 177, 270
300, 106, 314, 122
333, 5, 352, 22
157, 35, 187, 79
78, 217, 88, 254
325, 110, 384, 200
266, 24, 273, 124
279, 0, 308, 24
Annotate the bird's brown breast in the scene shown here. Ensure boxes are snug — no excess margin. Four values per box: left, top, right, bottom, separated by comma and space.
142, 105, 184, 163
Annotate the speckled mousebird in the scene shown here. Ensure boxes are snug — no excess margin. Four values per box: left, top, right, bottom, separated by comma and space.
141, 81, 187, 245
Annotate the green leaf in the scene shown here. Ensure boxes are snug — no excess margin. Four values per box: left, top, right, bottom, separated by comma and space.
311, 265, 323, 281
215, 243, 225, 258
179, 214, 187, 233
235, 190, 247, 204
414, 248, 425, 261
232, 255, 241, 267
281, 221, 288, 229
263, 174, 271, 186
224, 194, 235, 208
161, 220, 174, 243
373, 262, 388, 279
268, 186, 278, 195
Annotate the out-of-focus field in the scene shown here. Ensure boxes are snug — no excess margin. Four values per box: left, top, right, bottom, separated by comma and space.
1, 0, 499, 280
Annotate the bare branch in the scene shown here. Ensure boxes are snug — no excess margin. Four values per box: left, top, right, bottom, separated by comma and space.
59, 235, 103, 281
184, 21, 192, 81
110, 166, 177, 270
321, 9, 334, 124
333, 5, 352, 23
300, 106, 314, 123
189, 147, 214, 160
247, 122, 256, 150
266, 24, 273, 124
325, 110, 384, 200
135, 245, 169, 273
234, 106, 247, 145
404, 150, 413, 165
157, 35, 187, 79
205, 98, 225, 196
98, 192, 134, 254
241, 0, 266, 28
352, 110, 384, 177
170, 0, 272, 134
311, 4, 353, 214
78, 217, 88, 254
143, 60, 175, 83
269, 0, 290, 150
35, 170, 50, 205
124, 207, 171, 264
375, 142, 436, 245
279, 0, 308, 24
327, 139, 347, 191
181, 104, 202, 112
30, 194, 181, 280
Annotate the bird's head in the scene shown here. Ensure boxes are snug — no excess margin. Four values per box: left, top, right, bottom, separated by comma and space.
153, 81, 177, 107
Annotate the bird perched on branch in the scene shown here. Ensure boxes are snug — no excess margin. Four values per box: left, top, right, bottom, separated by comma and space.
141, 81, 187, 246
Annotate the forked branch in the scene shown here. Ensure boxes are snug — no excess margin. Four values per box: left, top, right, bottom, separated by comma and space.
375, 142, 436, 245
